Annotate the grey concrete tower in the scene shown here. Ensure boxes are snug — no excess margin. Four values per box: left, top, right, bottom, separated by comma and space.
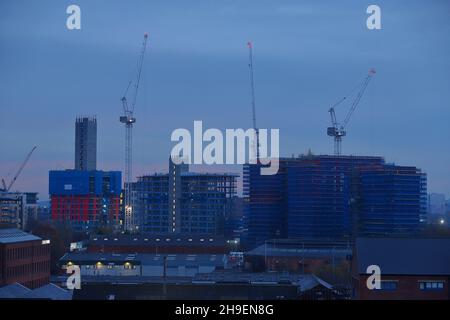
75, 116, 97, 171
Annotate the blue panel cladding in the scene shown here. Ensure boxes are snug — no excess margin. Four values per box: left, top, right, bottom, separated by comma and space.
286, 160, 351, 240
357, 164, 427, 236
243, 163, 287, 248
243, 155, 386, 248
49, 170, 122, 196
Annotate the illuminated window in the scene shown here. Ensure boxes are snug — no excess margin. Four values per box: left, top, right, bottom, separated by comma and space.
375, 281, 398, 291
419, 281, 445, 291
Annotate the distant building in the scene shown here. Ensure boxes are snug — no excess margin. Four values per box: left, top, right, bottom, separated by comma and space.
75, 116, 97, 171
0, 228, 51, 289
0, 192, 38, 230
428, 193, 446, 217
37, 201, 51, 223
224, 196, 243, 239
49, 170, 121, 231
133, 157, 237, 235
243, 155, 427, 249
352, 238, 450, 300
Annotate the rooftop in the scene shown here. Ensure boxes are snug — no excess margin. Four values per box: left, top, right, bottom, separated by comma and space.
60, 252, 227, 267
20, 283, 72, 300
246, 242, 352, 259
192, 270, 334, 289
0, 283, 31, 298
355, 237, 450, 276
0, 228, 42, 244
89, 234, 226, 247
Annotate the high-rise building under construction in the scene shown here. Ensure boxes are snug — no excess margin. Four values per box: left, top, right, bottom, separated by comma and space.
243, 155, 427, 249
75, 116, 97, 171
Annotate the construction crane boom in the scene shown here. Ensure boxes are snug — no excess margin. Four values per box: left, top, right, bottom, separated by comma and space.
3, 146, 37, 192
120, 33, 148, 232
342, 68, 375, 127
247, 41, 259, 160
327, 69, 375, 155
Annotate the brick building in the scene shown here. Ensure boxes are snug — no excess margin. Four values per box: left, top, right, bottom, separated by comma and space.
352, 238, 450, 300
0, 228, 51, 289
244, 239, 352, 274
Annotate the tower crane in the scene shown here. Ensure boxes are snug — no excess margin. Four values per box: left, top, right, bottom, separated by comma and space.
247, 41, 260, 161
327, 68, 376, 155
1, 146, 37, 192
120, 33, 148, 232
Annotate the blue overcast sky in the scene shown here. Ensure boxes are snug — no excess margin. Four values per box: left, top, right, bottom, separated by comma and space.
1, 0, 449, 199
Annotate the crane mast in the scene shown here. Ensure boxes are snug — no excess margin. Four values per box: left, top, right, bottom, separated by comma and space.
247, 41, 259, 161
327, 68, 375, 155
120, 33, 148, 232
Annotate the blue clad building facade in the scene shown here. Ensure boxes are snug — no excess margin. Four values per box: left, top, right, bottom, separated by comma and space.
49, 170, 122, 230
243, 155, 427, 249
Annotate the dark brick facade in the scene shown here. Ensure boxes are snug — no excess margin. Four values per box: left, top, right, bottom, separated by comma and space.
0, 237, 51, 289
354, 274, 449, 300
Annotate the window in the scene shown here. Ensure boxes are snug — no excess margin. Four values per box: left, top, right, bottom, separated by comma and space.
376, 281, 398, 291
419, 281, 445, 291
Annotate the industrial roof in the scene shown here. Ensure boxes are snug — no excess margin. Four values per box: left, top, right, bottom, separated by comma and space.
0, 228, 41, 244
20, 283, 72, 300
60, 252, 140, 264
246, 244, 352, 259
0, 283, 71, 300
89, 234, 226, 246
60, 252, 227, 267
0, 283, 31, 298
355, 238, 450, 275
192, 270, 333, 289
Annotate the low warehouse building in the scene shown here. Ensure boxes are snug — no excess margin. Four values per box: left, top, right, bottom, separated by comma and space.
59, 252, 227, 278
87, 234, 228, 254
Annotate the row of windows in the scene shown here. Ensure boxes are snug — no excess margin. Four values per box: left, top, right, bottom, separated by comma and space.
375, 280, 445, 291
5, 245, 49, 260
419, 281, 445, 291
6, 261, 49, 278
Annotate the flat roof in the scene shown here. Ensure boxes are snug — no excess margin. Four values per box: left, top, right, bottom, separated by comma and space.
60, 253, 226, 267
0, 228, 42, 244
355, 237, 450, 275
89, 234, 226, 246
246, 244, 352, 259
192, 270, 333, 289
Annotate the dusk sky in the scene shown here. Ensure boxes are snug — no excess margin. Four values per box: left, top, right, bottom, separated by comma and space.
1, 0, 449, 200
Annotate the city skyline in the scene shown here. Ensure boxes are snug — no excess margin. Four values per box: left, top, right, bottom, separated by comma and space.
1, 0, 450, 200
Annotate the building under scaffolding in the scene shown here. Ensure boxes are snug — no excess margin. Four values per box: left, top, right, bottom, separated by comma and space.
243, 155, 427, 249
133, 158, 238, 235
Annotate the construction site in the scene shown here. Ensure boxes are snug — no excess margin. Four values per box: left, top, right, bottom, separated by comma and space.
0, 33, 428, 239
